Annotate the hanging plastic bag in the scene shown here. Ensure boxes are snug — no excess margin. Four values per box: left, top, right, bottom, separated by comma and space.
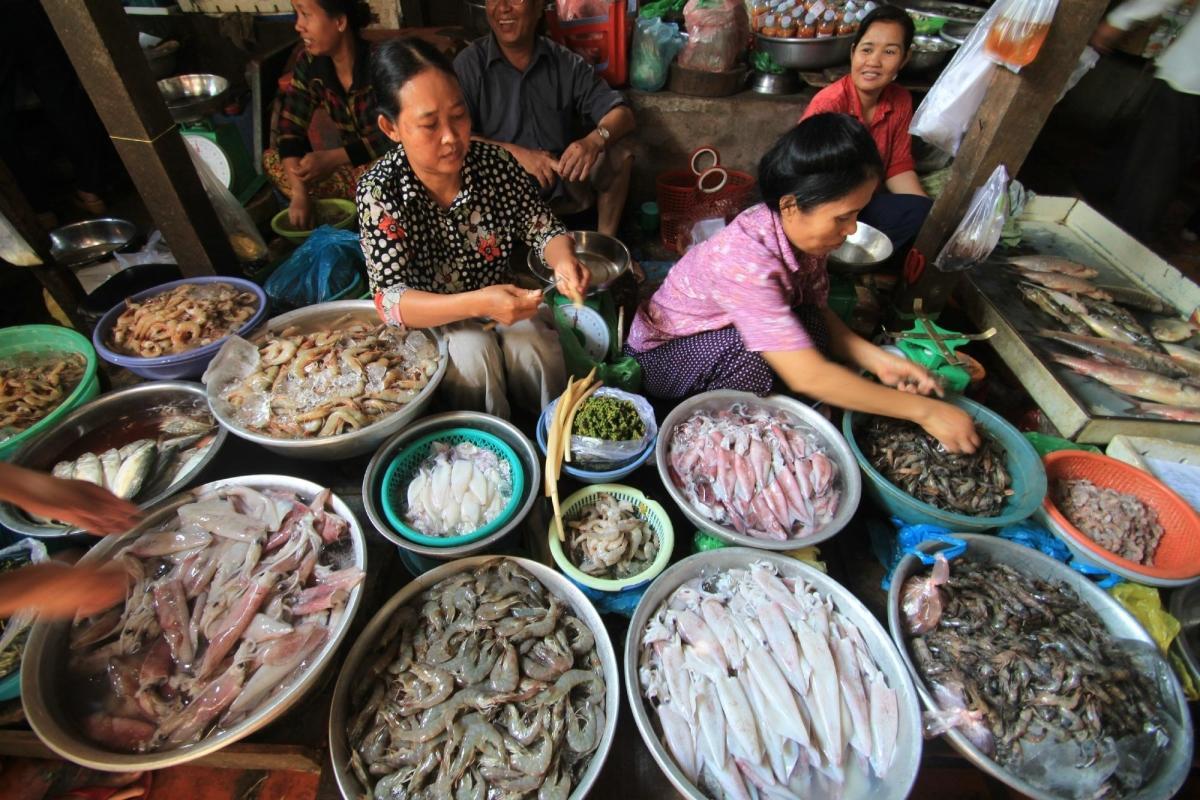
113, 230, 177, 268
677, 0, 749, 73
631, 16, 685, 91
984, 0, 1058, 72
557, 0, 610, 21
909, 1, 1005, 156
264, 226, 364, 310
933, 164, 1009, 272
185, 142, 268, 264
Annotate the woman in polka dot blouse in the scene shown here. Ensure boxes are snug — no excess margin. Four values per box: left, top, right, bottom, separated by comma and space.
358, 38, 589, 420
626, 115, 980, 454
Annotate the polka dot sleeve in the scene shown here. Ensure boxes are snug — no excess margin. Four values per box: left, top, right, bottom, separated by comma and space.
495, 148, 567, 260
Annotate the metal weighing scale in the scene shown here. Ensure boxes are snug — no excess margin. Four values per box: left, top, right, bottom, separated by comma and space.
158, 74, 265, 204
884, 299, 996, 392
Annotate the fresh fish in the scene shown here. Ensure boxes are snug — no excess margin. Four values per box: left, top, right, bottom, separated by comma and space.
99, 448, 122, 489
1012, 268, 1112, 300
73, 452, 104, 487
1164, 343, 1200, 378
1034, 329, 1187, 378
112, 440, 156, 500
1005, 254, 1099, 279
1131, 401, 1200, 423
1150, 316, 1199, 343
1095, 284, 1170, 314
1019, 284, 1090, 336
1084, 299, 1163, 351
51, 460, 74, 480
1051, 353, 1200, 408
159, 414, 217, 437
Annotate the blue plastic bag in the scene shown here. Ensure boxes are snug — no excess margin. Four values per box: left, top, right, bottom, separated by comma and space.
880, 518, 967, 590
265, 226, 364, 310
631, 16, 685, 91
998, 521, 1124, 588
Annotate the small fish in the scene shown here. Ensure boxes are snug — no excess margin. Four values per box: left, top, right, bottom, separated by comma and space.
1051, 353, 1200, 408
99, 448, 122, 489
1150, 316, 1199, 344
159, 415, 215, 437
1019, 284, 1090, 336
1005, 255, 1099, 279
1132, 401, 1200, 423
51, 460, 74, 480
1095, 284, 1170, 315
1013, 268, 1112, 300
113, 441, 156, 500
73, 452, 104, 487
1082, 298, 1162, 351
1164, 343, 1200, 378
1034, 329, 1187, 379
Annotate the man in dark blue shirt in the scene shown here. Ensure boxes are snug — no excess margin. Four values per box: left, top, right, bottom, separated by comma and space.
454, 0, 636, 237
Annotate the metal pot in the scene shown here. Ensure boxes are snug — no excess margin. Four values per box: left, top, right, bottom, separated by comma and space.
205, 301, 448, 461
362, 411, 541, 559
749, 69, 801, 95
328, 556, 618, 800
655, 390, 861, 550
49, 218, 138, 268
21, 474, 368, 771
902, 35, 958, 74
0, 381, 227, 539
828, 221, 894, 273
755, 32, 854, 71
157, 74, 229, 124
888, 535, 1194, 800
625, 548, 924, 800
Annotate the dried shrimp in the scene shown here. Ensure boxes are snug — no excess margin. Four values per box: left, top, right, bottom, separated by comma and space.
109, 283, 258, 358
0, 351, 85, 439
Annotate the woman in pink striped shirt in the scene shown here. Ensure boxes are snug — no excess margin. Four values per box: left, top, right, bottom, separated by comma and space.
626, 114, 979, 453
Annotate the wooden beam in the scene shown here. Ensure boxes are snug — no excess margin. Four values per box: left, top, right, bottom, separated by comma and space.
898, 1, 1110, 315
0, 731, 323, 773
40, 0, 238, 277
0, 159, 91, 331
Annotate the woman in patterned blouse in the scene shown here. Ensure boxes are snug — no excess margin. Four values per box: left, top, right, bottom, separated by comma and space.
358, 38, 589, 420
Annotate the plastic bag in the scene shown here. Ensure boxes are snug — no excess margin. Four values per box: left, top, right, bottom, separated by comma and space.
186, 143, 267, 263
640, 0, 685, 19
879, 517, 967, 590
541, 387, 656, 466
933, 164, 1009, 272
551, 299, 643, 392
677, 0, 748, 73
114, 230, 176, 268
1109, 583, 1181, 655
910, 1, 1005, 156
631, 16, 685, 91
984, 0, 1058, 72
901, 552, 948, 634
264, 226, 364, 310
557, 0, 610, 20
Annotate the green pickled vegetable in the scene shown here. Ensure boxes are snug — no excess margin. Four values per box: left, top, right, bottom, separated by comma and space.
574, 396, 645, 441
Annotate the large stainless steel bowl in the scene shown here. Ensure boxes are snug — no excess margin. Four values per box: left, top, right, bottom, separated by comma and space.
902, 34, 958, 74
21, 474, 367, 771
755, 32, 854, 70
157, 74, 229, 124
895, 0, 987, 25
204, 300, 447, 460
626, 548, 923, 800
0, 381, 227, 539
1169, 582, 1200, 683
328, 555, 618, 800
888, 535, 1194, 800
655, 390, 861, 550
49, 218, 137, 268
527, 230, 631, 295
829, 220, 894, 273
363, 411, 541, 559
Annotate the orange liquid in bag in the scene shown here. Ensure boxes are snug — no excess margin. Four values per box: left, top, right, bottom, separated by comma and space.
985, 19, 1051, 68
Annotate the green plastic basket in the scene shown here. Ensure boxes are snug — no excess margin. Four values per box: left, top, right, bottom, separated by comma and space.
270, 198, 357, 243
549, 483, 674, 592
0, 325, 100, 462
382, 428, 525, 547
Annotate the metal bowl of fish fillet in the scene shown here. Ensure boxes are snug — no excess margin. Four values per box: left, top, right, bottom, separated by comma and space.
0, 382, 226, 539
204, 300, 447, 461
626, 548, 923, 800
655, 390, 861, 550
888, 535, 1193, 800
363, 411, 542, 559
328, 556, 619, 800
21, 474, 367, 771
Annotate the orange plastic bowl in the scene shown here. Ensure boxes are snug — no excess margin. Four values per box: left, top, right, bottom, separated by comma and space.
1042, 450, 1200, 584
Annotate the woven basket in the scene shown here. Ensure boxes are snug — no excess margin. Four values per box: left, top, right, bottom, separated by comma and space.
382, 428, 524, 547
548, 484, 674, 592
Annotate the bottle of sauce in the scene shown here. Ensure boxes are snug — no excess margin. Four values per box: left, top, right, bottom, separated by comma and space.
779, 14, 796, 37
818, 9, 836, 38
762, 13, 778, 37
799, 11, 818, 38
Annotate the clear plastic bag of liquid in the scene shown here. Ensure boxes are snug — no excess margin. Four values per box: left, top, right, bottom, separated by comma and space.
984, 0, 1059, 71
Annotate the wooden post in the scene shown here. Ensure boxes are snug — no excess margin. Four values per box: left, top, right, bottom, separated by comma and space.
898, 0, 1110, 315
40, 0, 238, 277
0, 159, 91, 332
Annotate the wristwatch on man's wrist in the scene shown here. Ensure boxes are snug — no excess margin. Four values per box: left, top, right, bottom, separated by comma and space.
594, 125, 611, 146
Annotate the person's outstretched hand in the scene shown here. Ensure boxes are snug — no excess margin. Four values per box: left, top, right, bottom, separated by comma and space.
0, 562, 126, 619
0, 464, 141, 535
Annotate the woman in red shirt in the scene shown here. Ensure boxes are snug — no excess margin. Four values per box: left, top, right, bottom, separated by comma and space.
800, 6, 931, 249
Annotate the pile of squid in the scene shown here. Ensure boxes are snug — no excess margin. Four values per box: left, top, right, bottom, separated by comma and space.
109, 283, 258, 358
67, 485, 362, 753
666, 403, 841, 540
345, 560, 606, 800
219, 318, 439, 439
640, 561, 899, 800
903, 556, 1174, 798
0, 351, 86, 438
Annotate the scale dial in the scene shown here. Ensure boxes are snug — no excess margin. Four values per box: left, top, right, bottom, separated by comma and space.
184, 133, 233, 188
